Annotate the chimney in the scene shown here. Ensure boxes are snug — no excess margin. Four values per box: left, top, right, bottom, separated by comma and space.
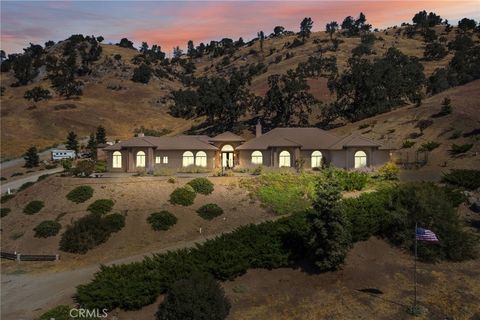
256, 119, 262, 137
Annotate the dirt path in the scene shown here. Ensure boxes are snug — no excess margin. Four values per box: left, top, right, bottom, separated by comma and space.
1, 215, 281, 320
0, 167, 63, 194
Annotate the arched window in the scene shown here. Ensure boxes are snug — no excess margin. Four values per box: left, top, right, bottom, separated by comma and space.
311, 151, 323, 168
251, 150, 263, 165
279, 150, 291, 167
195, 151, 207, 167
136, 151, 146, 167
354, 150, 367, 168
221, 144, 234, 152
112, 151, 122, 168
182, 151, 194, 167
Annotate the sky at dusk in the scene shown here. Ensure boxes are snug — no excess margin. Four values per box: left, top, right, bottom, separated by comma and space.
1, 1, 479, 54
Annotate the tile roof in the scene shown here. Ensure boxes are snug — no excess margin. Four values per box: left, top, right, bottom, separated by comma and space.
328, 133, 382, 150
209, 131, 245, 142
104, 135, 218, 151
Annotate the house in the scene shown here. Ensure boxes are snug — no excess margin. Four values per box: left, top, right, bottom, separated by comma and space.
51, 149, 76, 161
104, 122, 392, 172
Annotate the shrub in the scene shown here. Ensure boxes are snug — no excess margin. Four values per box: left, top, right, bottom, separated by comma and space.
197, 204, 224, 220
66, 186, 94, 203
169, 185, 196, 206
148, 211, 178, 231
251, 165, 263, 175
1, 208, 11, 217
378, 162, 399, 180
87, 199, 114, 215
1, 194, 15, 204
450, 143, 473, 155
442, 169, 480, 190
402, 140, 415, 148
187, 177, 214, 195
72, 160, 95, 177
167, 177, 176, 184
23, 200, 44, 215
60, 213, 125, 254
156, 273, 231, 320
419, 141, 441, 151
24, 86, 52, 102
37, 174, 50, 181
334, 169, 369, 191
132, 64, 152, 83
18, 181, 35, 191
34, 220, 61, 238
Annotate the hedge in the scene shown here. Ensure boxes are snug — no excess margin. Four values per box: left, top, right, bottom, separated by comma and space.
34, 220, 62, 238
66, 186, 94, 203
187, 178, 214, 195
75, 212, 308, 310
148, 211, 178, 231
87, 199, 114, 215
18, 181, 35, 192
169, 185, 196, 206
60, 213, 125, 254
197, 204, 224, 220
23, 200, 44, 215
442, 169, 480, 190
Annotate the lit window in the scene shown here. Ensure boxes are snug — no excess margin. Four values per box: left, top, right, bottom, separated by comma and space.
195, 151, 207, 167
279, 151, 291, 167
182, 151, 194, 167
136, 151, 146, 167
112, 151, 122, 168
155, 156, 161, 164
251, 151, 263, 165
354, 150, 367, 168
163, 156, 168, 164
311, 151, 323, 168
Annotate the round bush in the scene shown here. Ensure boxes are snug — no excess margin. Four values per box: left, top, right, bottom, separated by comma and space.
156, 272, 230, 320
0, 208, 11, 218
197, 203, 224, 220
66, 186, 94, 203
87, 199, 114, 215
148, 211, 178, 231
103, 213, 126, 232
34, 220, 61, 238
169, 185, 196, 206
1, 194, 15, 204
187, 177, 214, 195
23, 200, 44, 215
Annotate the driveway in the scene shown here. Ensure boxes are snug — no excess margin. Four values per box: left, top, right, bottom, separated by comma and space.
0, 167, 64, 194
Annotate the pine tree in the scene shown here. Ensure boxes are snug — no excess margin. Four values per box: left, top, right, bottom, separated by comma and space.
65, 131, 79, 154
307, 171, 352, 270
95, 126, 107, 144
24, 146, 40, 168
86, 133, 97, 159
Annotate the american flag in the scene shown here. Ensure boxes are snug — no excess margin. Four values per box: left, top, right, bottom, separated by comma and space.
416, 227, 439, 242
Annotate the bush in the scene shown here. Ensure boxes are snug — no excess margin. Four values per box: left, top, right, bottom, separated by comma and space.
66, 186, 94, 203
334, 169, 369, 191
132, 64, 152, 83
169, 185, 196, 206
197, 204, 224, 220
187, 177, 214, 195
23, 200, 44, 215
402, 140, 415, 148
1, 208, 11, 217
450, 143, 473, 155
442, 169, 480, 190
34, 220, 61, 238
87, 199, 114, 215
378, 162, 399, 180
148, 211, 177, 231
18, 181, 35, 191
419, 141, 441, 151
1, 194, 15, 204
60, 213, 125, 254
156, 273, 231, 320
72, 160, 95, 177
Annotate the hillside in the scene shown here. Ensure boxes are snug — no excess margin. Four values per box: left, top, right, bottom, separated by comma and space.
0, 24, 478, 160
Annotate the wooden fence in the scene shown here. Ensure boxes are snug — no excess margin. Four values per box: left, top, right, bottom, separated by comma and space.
1, 251, 59, 261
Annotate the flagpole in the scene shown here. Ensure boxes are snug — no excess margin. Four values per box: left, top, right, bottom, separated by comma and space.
414, 221, 418, 310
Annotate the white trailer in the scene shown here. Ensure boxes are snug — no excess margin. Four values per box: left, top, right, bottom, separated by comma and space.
51, 150, 76, 161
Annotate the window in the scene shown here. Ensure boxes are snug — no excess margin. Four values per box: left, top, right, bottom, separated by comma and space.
136, 151, 146, 167
251, 151, 263, 165
195, 151, 207, 167
311, 151, 323, 168
279, 150, 291, 167
182, 151, 194, 167
155, 156, 161, 164
354, 150, 367, 168
221, 144, 234, 152
163, 156, 168, 164
112, 151, 122, 168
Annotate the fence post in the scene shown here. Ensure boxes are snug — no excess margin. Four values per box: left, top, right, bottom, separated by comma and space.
16, 253, 21, 262
55, 254, 60, 261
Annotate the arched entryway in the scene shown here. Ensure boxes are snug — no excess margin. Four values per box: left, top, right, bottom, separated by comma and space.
221, 144, 234, 168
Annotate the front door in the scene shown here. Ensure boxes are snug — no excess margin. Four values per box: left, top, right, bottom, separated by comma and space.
222, 152, 234, 168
